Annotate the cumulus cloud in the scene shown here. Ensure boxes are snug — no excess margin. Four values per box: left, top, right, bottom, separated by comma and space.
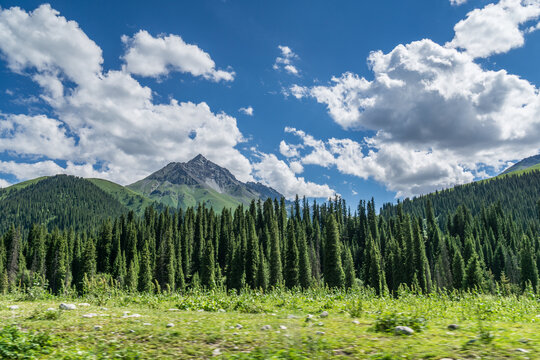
450, 0, 468, 5
288, 1, 540, 197
122, 30, 235, 81
448, 0, 540, 58
0, 4, 334, 199
0, 4, 248, 184
273, 45, 299, 75
252, 153, 335, 199
239, 106, 254, 116
0, 178, 11, 188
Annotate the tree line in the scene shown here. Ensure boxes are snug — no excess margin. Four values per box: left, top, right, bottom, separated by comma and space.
0, 196, 539, 296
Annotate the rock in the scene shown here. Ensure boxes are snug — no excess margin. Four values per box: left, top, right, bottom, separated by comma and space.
8, 305, 19, 310
100, 307, 108, 311
212, 348, 221, 356
305, 314, 314, 322
166, 323, 175, 328
466, 339, 477, 345
46, 308, 56, 311
82, 313, 98, 318
352, 320, 360, 325
320, 311, 329, 318
143, 323, 152, 326
218, 309, 226, 313
516, 348, 530, 353
122, 313, 142, 318
519, 339, 530, 344
447, 324, 459, 330
287, 314, 298, 319
279, 325, 287, 330
316, 331, 325, 335
94, 325, 102, 330
59, 303, 77, 310
235, 324, 243, 329
233, 332, 239, 336
78, 303, 91, 307
128, 329, 135, 333
394, 326, 414, 336
261, 325, 272, 331
197, 309, 204, 312
317, 322, 324, 326
168, 308, 179, 312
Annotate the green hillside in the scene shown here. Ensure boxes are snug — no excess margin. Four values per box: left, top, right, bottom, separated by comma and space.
381, 169, 540, 228
0, 175, 129, 233
87, 178, 155, 216
128, 179, 244, 211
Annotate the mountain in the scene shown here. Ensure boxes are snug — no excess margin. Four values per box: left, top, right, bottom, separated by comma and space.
0, 175, 130, 233
500, 154, 540, 175
381, 168, 540, 228
128, 154, 284, 210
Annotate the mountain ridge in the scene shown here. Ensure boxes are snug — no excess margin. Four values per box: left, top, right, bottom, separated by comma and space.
127, 154, 284, 210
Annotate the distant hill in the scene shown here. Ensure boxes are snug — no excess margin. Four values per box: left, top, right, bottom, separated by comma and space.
128, 154, 285, 211
381, 169, 540, 228
500, 154, 540, 175
0, 175, 130, 233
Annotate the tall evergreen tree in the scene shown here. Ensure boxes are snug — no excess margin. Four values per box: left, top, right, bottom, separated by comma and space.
324, 215, 345, 288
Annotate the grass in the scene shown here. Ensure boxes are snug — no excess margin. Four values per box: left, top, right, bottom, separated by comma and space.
88, 178, 155, 216
0, 288, 538, 359
128, 180, 246, 211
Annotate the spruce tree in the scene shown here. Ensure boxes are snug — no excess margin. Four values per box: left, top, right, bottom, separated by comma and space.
520, 236, 539, 291
297, 224, 312, 289
464, 253, 484, 290
324, 215, 345, 288
343, 246, 356, 289
284, 220, 299, 288
269, 220, 283, 288
138, 236, 153, 293
452, 249, 465, 290
201, 235, 216, 289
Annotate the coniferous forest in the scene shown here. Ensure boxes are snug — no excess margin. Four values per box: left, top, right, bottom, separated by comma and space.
1, 185, 539, 296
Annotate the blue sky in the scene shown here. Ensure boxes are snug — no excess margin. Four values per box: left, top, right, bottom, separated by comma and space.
1, 0, 540, 208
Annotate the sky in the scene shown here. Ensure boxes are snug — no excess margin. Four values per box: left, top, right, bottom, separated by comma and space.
0, 0, 540, 207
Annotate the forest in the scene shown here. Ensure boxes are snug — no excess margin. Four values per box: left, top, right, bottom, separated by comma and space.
1, 189, 539, 297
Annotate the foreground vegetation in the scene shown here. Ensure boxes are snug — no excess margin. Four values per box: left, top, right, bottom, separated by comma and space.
0, 288, 538, 359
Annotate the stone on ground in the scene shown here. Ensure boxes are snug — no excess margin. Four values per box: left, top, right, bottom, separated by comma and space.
261, 325, 272, 331
166, 323, 174, 328
394, 326, 414, 335
447, 324, 459, 330
59, 303, 77, 310
320, 311, 329, 318
8, 305, 19, 310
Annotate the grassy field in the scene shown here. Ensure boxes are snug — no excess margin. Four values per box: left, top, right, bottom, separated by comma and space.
0, 288, 538, 359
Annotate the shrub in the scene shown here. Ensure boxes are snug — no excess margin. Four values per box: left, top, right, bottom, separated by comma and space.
0, 326, 55, 359
372, 312, 427, 333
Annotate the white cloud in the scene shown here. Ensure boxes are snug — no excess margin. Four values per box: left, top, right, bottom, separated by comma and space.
289, 6, 540, 197
450, 0, 468, 6
448, 0, 540, 58
0, 178, 11, 188
0, 5, 249, 184
0, 114, 76, 159
239, 106, 254, 116
274, 45, 300, 75
0, 4, 335, 200
252, 153, 335, 199
122, 30, 234, 81
289, 160, 304, 174
279, 140, 300, 158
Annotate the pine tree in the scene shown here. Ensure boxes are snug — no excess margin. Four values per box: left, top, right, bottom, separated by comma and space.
464, 253, 484, 290
284, 220, 299, 288
245, 220, 260, 288
520, 236, 539, 291
452, 249, 465, 290
138, 236, 153, 293
157, 226, 175, 291
297, 224, 312, 289
343, 246, 356, 289
201, 235, 216, 289
324, 215, 345, 288
269, 220, 283, 288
